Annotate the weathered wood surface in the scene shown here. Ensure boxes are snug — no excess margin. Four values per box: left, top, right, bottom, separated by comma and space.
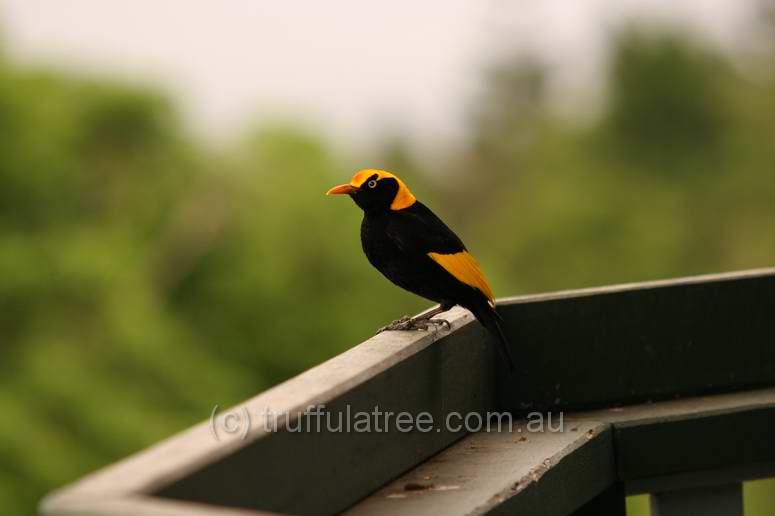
347, 386, 775, 515
43, 306, 496, 516
346, 422, 614, 516
42, 268, 775, 516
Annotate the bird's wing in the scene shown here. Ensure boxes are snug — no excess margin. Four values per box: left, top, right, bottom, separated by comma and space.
386, 203, 495, 302
427, 251, 495, 303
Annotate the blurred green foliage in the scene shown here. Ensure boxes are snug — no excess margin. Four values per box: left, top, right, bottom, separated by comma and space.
1, 26, 774, 516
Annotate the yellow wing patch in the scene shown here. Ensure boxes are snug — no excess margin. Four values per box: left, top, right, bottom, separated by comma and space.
427, 251, 495, 302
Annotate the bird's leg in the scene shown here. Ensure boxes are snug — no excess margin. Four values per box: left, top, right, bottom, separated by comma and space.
377, 305, 453, 333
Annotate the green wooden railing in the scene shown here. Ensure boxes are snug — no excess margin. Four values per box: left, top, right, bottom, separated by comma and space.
42, 267, 775, 516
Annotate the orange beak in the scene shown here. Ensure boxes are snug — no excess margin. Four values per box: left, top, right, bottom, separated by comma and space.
326, 184, 358, 196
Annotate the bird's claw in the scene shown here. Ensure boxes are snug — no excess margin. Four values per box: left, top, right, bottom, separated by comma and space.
416, 317, 451, 331
431, 318, 452, 330
377, 316, 451, 334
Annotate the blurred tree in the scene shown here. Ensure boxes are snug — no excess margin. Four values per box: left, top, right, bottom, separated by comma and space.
2, 20, 775, 516
470, 57, 546, 173
605, 30, 728, 174
0, 56, 251, 516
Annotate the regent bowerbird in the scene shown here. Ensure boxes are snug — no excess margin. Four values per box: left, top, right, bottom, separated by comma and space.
327, 169, 515, 372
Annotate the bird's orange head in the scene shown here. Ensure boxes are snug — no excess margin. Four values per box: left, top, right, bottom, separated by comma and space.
326, 169, 416, 212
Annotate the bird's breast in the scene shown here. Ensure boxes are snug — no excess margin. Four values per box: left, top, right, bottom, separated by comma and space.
360, 215, 398, 269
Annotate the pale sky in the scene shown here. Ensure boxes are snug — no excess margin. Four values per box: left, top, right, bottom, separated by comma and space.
0, 1, 761, 152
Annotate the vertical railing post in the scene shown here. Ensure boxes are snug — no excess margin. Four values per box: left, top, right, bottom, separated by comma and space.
572, 482, 626, 516
650, 483, 743, 516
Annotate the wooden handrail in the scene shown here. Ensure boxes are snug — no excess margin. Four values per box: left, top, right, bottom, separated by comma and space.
41, 267, 775, 516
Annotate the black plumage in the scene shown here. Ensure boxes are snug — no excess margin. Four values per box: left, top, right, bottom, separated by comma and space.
327, 169, 515, 372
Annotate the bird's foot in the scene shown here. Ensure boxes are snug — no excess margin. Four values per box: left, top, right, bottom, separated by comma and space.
418, 317, 451, 331
377, 316, 412, 333
377, 316, 451, 333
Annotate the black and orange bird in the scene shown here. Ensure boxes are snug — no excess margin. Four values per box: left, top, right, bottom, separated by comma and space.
326, 169, 515, 371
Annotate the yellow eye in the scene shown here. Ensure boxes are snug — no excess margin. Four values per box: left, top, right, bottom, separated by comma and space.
367, 179, 378, 188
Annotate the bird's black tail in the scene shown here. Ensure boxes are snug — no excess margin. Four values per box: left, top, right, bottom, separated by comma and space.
470, 300, 515, 373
